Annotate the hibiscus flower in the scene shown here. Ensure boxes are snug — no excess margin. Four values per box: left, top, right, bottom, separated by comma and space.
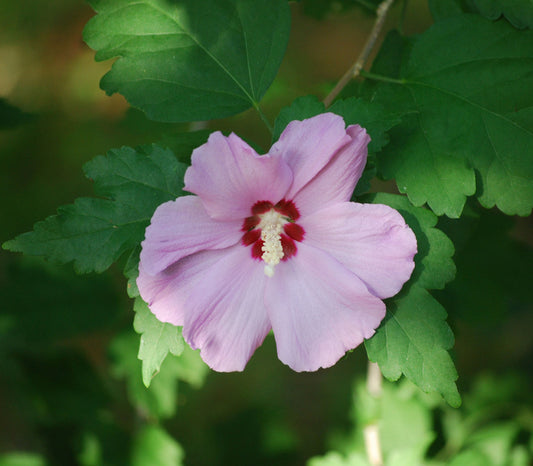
137, 113, 417, 372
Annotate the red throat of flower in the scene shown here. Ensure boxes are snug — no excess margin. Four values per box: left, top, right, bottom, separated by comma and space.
241, 199, 305, 277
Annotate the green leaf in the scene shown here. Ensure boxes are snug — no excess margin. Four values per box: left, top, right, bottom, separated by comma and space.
272, 95, 400, 155
362, 196, 459, 405
111, 329, 207, 419
158, 129, 211, 164
272, 95, 325, 142
83, 0, 291, 122
329, 97, 401, 155
428, 0, 465, 21
470, 0, 533, 29
352, 379, 434, 462
362, 193, 456, 291
132, 425, 184, 466
272, 96, 400, 195
133, 297, 185, 387
363, 16, 533, 217
3, 144, 186, 273
365, 285, 461, 407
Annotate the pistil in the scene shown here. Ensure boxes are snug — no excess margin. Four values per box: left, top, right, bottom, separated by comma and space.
259, 210, 285, 277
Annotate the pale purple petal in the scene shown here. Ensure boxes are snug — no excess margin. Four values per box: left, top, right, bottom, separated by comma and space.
265, 243, 385, 372
185, 132, 293, 220
139, 196, 242, 276
138, 245, 271, 371
181, 245, 271, 372
269, 113, 352, 202
292, 125, 370, 216
300, 202, 417, 299
137, 247, 228, 326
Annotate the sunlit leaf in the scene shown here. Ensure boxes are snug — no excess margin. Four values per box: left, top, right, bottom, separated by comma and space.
132, 425, 184, 466
366, 285, 461, 407
84, 0, 291, 122
110, 331, 206, 419
363, 16, 533, 217
363, 194, 459, 405
133, 297, 185, 387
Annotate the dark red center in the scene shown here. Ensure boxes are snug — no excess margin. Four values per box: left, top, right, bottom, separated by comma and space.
241, 199, 305, 261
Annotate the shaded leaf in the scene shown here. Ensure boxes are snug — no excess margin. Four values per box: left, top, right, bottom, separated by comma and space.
0, 259, 121, 349
437, 210, 533, 326
428, 0, 464, 20
470, 0, 533, 29
272, 95, 325, 142
84, 0, 291, 122
3, 145, 186, 273
329, 97, 401, 155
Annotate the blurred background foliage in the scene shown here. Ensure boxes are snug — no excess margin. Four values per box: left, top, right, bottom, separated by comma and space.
0, 0, 532, 465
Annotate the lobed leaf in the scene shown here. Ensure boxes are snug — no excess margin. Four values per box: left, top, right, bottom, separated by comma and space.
362, 193, 456, 291
133, 297, 185, 387
83, 0, 291, 122
363, 16, 533, 217
328, 97, 401, 155
470, 0, 533, 29
272, 95, 400, 154
272, 96, 400, 194
365, 285, 461, 408
363, 194, 459, 405
3, 145, 186, 273
272, 95, 325, 142
110, 330, 207, 418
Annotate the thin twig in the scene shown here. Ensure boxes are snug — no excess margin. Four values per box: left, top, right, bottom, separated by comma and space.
323, 0, 395, 108
363, 361, 384, 466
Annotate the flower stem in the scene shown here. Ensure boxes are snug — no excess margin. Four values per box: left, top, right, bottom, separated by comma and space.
364, 361, 384, 466
323, 0, 396, 108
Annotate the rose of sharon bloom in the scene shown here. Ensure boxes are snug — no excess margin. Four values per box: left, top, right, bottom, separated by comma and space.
137, 113, 417, 372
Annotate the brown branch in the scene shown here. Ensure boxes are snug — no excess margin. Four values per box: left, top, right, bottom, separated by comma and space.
323, 0, 395, 108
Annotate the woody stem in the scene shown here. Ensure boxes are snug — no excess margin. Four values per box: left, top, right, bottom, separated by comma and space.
323, 0, 395, 108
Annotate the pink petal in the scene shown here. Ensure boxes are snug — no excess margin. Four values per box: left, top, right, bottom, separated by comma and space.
138, 245, 271, 372
181, 245, 271, 372
292, 125, 370, 216
137, 247, 228, 326
139, 196, 242, 276
185, 132, 293, 220
300, 202, 417, 299
269, 113, 354, 205
265, 243, 386, 372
